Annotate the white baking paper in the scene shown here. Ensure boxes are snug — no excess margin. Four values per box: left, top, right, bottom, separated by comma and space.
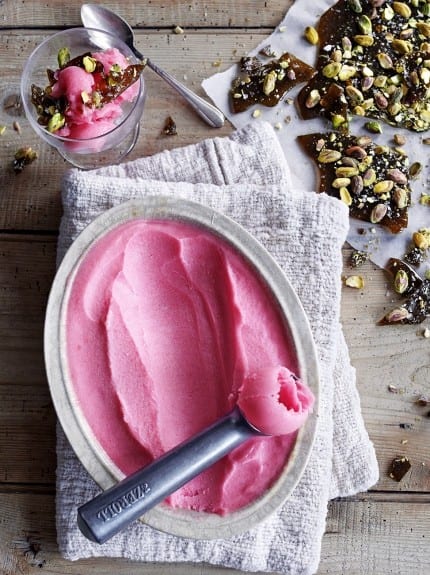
203, 0, 430, 272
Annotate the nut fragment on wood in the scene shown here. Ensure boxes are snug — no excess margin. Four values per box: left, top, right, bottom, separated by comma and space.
344, 275, 365, 289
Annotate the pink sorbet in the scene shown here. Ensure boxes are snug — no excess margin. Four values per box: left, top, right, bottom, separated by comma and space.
238, 366, 314, 436
52, 48, 140, 140
65, 218, 312, 514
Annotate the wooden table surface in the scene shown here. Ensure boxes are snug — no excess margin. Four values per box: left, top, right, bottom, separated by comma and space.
1, 1, 429, 573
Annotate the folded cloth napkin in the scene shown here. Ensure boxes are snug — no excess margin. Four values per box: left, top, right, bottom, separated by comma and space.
56, 121, 379, 575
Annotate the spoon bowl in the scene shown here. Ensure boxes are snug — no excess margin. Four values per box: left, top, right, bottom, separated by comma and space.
81, 4, 225, 128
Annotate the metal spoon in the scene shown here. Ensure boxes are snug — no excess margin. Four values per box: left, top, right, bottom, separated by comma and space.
77, 407, 262, 544
80, 4, 225, 128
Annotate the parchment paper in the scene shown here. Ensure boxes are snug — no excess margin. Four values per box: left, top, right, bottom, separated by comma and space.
203, 0, 430, 271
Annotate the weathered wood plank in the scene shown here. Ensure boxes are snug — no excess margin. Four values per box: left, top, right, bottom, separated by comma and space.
0, 384, 56, 483
0, 1, 293, 29
0, 492, 429, 575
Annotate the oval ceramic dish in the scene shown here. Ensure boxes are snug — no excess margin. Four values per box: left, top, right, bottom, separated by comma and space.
44, 196, 319, 540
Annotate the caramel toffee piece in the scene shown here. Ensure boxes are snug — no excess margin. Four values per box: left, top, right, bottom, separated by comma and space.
230, 53, 315, 113
297, 0, 430, 132
298, 131, 411, 233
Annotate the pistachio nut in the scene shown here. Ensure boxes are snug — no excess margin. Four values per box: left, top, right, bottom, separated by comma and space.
304, 26, 319, 45
362, 76, 374, 91
57, 47, 70, 68
348, 0, 363, 13
356, 135, 373, 147
305, 89, 321, 108
339, 64, 357, 80
370, 203, 388, 223
83, 56, 97, 73
336, 165, 360, 177
350, 175, 364, 194
409, 162, 423, 178
362, 167, 377, 186
346, 145, 367, 159
318, 148, 342, 163
322, 62, 342, 78
358, 14, 372, 35
339, 187, 353, 205
391, 39, 413, 54
354, 34, 375, 46
332, 177, 352, 188
47, 112, 65, 133
384, 307, 410, 323
413, 231, 430, 250
386, 168, 408, 185
394, 269, 409, 294
345, 84, 364, 102
263, 70, 277, 96
392, 2, 412, 18
377, 52, 393, 69
365, 120, 383, 133
344, 275, 365, 288
374, 180, 394, 194
393, 187, 409, 209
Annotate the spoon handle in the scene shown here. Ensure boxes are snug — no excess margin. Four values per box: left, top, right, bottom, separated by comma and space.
77, 408, 255, 544
146, 58, 225, 128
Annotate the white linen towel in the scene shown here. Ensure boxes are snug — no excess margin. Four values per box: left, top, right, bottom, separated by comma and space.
56, 121, 379, 575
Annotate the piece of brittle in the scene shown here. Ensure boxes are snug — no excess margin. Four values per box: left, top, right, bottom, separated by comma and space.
162, 116, 178, 136
388, 455, 412, 482
379, 258, 430, 324
297, 0, 430, 132
298, 131, 412, 233
230, 53, 315, 113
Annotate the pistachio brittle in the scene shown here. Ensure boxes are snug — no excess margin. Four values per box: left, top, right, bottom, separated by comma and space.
379, 258, 430, 324
297, 0, 430, 132
298, 131, 411, 233
230, 53, 315, 113
13, 147, 38, 174
388, 455, 411, 482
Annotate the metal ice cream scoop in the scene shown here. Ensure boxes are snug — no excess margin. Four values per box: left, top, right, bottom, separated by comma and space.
80, 4, 225, 128
77, 407, 262, 544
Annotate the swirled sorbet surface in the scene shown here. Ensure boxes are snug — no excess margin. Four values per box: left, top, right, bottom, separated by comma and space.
66, 218, 306, 514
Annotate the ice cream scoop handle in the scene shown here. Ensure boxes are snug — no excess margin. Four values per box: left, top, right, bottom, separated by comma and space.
77, 407, 256, 544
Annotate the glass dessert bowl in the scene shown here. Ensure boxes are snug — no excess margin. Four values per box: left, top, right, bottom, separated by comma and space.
21, 28, 146, 169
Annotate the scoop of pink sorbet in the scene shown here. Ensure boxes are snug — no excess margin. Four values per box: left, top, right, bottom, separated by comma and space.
50, 48, 140, 140
238, 366, 314, 436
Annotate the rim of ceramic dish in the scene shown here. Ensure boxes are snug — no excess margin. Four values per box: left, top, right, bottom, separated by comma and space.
44, 196, 320, 540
